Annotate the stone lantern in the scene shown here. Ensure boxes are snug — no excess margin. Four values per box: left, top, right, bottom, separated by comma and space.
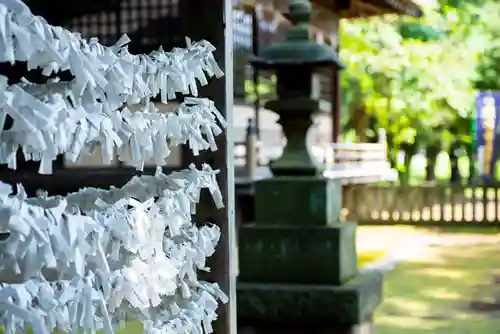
248, 0, 344, 176
237, 1, 384, 333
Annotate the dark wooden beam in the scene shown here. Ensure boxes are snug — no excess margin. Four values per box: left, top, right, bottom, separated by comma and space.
27, 0, 122, 25
331, 15, 341, 144
251, 6, 261, 139
180, 0, 237, 333
0, 167, 178, 197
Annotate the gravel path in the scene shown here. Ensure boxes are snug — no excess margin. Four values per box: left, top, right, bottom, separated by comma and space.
359, 228, 500, 332
358, 228, 500, 273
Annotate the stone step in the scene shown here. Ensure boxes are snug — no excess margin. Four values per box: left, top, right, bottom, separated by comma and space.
237, 270, 383, 330
239, 223, 358, 285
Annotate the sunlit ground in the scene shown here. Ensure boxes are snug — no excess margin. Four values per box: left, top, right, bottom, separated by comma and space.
357, 225, 500, 334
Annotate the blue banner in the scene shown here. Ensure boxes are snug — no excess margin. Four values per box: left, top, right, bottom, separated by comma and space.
476, 91, 500, 181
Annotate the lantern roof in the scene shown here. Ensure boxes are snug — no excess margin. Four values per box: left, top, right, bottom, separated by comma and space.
249, 0, 344, 70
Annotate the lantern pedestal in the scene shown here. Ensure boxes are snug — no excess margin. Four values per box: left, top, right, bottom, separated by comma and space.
238, 177, 381, 334
238, 275, 381, 334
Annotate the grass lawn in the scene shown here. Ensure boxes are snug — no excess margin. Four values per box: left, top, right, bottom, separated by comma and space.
377, 243, 500, 333
357, 225, 500, 333
358, 249, 386, 267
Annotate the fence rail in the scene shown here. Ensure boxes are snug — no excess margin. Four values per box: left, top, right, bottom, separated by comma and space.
343, 184, 500, 225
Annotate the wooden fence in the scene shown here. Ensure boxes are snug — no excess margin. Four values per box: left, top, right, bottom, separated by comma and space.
343, 184, 500, 225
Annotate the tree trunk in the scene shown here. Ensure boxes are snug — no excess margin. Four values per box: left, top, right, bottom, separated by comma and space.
449, 142, 461, 183
466, 144, 475, 184
386, 133, 397, 169
426, 145, 440, 182
366, 115, 379, 144
400, 143, 417, 185
348, 104, 369, 142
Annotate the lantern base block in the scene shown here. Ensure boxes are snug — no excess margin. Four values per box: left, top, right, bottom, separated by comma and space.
237, 270, 382, 334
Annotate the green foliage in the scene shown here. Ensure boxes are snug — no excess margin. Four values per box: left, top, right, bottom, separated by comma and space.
475, 47, 500, 90
399, 22, 443, 41
340, 0, 500, 152
244, 74, 277, 103
358, 249, 386, 267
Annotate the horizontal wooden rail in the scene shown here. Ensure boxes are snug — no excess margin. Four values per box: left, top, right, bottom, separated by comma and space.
331, 143, 385, 150
343, 184, 500, 225
234, 141, 270, 166
234, 125, 395, 183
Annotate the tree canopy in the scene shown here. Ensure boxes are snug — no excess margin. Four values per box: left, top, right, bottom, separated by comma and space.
339, 0, 500, 151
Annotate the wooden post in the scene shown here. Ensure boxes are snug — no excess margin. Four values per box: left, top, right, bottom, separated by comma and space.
180, 1, 237, 333
251, 6, 261, 139
331, 63, 341, 142
245, 118, 259, 178
331, 15, 341, 143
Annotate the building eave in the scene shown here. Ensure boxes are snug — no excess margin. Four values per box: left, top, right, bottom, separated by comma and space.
339, 0, 423, 18
235, 0, 422, 20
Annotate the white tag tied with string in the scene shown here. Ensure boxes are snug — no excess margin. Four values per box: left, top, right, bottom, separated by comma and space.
0, 0, 227, 172
0, 0, 229, 333
0, 163, 227, 334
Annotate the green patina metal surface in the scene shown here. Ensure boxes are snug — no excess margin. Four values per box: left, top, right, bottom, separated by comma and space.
248, 0, 343, 69
264, 98, 320, 176
247, 0, 343, 176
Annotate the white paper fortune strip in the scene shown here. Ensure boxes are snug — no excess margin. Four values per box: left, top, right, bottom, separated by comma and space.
0, 0, 230, 333
0, 164, 220, 277
0, 261, 227, 334
0, 165, 227, 334
0, 83, 227, 172
0, 0, 225, 174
